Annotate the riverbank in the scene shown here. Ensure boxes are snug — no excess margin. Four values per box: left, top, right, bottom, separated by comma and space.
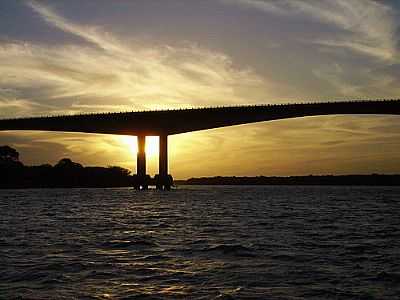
175, 175, 400, 186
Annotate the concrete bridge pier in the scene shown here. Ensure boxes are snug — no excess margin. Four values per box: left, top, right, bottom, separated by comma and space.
134, 135, 148, 190
156, 134, 172, 190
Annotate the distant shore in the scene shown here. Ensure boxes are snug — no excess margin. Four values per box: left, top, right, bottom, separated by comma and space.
2, 145, 400, 188
175, 175, 400, 186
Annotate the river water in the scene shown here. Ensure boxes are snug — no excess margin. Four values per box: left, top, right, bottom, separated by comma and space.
1, 186, 399, 299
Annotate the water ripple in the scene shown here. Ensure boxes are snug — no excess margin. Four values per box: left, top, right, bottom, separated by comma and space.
1, 186, 399, 299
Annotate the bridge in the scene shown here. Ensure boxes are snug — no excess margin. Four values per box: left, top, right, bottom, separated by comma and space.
1, 100, 400, 189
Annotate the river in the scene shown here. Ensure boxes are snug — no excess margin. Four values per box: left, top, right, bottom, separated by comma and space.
1, 186, 399, 299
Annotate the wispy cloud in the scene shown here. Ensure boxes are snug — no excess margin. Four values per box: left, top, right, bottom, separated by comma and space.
0, 0, 266, 172
27, 1, 129, 55
312, 63, 362, 97
224, 0, 398, 61
0, 1, 265, 118
1, 0, 399, 176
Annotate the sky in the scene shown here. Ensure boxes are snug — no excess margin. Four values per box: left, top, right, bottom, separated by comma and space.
1, 0, 400, 178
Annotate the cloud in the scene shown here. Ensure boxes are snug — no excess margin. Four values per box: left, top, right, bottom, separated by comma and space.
27, 1, 129, 55
0, 0, 268, 174
1, 0, 400, 176
311, 64, 362, 97
0, 91, 51, 118
223, 0, 398, 61
0, 1, 267, 118
0, 98, 38, 110
223, 0, 289, 15
169, 114, 400, 177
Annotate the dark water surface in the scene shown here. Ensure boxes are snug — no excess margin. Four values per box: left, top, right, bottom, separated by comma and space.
1, 186, 400, 299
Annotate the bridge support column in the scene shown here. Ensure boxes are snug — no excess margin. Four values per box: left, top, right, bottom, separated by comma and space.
156, 134, 172, 190
135, 135, 148, 190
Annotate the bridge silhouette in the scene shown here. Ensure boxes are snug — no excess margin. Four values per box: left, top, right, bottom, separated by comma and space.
1, 100, 400, 189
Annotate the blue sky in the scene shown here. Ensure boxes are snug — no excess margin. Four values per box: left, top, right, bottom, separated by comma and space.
1, 0, 400, 177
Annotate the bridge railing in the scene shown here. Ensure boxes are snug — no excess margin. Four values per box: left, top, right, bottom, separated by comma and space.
0, 99, 399, 122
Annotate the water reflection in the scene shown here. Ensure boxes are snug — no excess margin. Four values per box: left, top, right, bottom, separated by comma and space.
0, 186, 400, 299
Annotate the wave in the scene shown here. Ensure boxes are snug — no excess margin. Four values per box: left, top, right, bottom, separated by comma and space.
101, 239, 157, 249
201, 244, 256, 257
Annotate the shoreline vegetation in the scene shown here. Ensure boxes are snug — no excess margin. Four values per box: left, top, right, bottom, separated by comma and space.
1, 145, 399, 188
176, 175, 400, 186
1, 145, 134, 188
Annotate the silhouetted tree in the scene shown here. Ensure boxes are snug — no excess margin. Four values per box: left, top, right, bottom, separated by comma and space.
55, 158, 83, 169
0, 145, 24, 187
108, 166, 131, 177
0, 147, 137, 188
0, 145, 20, 164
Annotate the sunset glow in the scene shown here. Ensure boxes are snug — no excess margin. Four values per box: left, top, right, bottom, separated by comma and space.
119, 136, 159, 157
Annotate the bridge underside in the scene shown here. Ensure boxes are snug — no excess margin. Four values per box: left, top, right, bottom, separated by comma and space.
1, 100, 400, 190
1, 100, 399, 136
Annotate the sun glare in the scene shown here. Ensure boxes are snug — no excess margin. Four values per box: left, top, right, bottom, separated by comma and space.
119, 136, 159, 157
145, 136, 159, 156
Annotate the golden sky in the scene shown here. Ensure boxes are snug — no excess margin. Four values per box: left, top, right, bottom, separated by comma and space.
1, 0, 400, 178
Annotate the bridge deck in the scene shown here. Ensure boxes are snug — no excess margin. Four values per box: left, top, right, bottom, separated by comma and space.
0, 100, 399, 136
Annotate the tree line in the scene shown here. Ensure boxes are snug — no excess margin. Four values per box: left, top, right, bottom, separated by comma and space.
0, 145, 133, 188
177, 175, 400, 186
